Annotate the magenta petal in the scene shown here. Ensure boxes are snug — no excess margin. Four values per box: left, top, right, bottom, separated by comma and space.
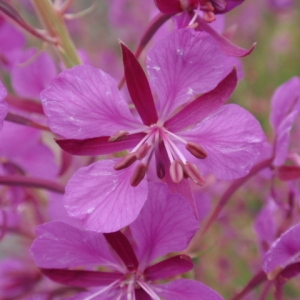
64, 160, 148, 232
273, 110, 298, 166
254, 200, 277, 250
147, 29, 224, 118
11, 48, 57, 99
165, 67, 237, 131
31, 221, 119, 269
196, 17, 256, 57
181, 104, 265, 180
263, 223, 300, 279
56, 133, 145, 156
41, 269, 121, 288
154, 0, 182, 14
41, 65, 140, 139
130, 182, 198, 265
0, 122, 58, 178
145, 255, 193, 280
121, 43, 158, 126
270, 77, 300, 131
0, 81, 8, 129
155, 279, 224, 300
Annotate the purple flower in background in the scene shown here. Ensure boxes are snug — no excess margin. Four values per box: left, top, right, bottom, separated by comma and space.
0, 16, 25, 69
11, 48, 57, 99
0, 80, 8, 129
154, 0, 254, 57
155, 0, 244, 21
31, 183, 223, 300
263, 223, 300, 292
41, 28, 264, 232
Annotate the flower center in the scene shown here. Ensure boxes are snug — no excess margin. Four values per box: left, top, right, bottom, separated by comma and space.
112, 125, 207, 187
184, 0, 226, 23
119, 270, 160, 300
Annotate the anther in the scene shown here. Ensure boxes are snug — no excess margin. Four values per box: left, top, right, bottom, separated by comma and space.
184, 162, 206, 185
185, 142, 207, 159
108, 130, 129, 142
130, 163, 147, 187
135, 143, 151, 160
156, 160, 166, 179
203, 11, 216, 22
170, 160, 184, 183
114, 153, 137, 170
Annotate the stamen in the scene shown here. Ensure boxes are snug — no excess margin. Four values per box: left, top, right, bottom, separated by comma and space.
170, 160, 184, 183
188, 3, 201, 27
83, 279, 121, 300
137, 280, 161, 300
203, 11, 216, 22
184, 162, 206, 185
114, 153, 137, 170
185, 142, 207, 159
109, 130, 129, 142
135, 143, 151, 160
130, 163, 147, 187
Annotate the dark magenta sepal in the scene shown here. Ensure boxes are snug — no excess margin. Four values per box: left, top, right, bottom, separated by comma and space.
165, 67, 238, 132
56, 133, 145, 156
121, 42, 158, 126
41, 269, 121, 287
277, 165, 300, 181
104, 231, 139, 271
154, 0, 182, 14
144, 254, 193, 280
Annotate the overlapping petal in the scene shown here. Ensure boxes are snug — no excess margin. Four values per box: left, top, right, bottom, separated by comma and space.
64, 160, 148, 232
41, 65, 141, 139
0, 122, 57, 178
0, 81, 7, 129
155, 279, 224, 300
130, 182, 198, 266
147, 29, 224, 119
181, 104, 265, 179
31, 221, 120, 269
11, 48, 57, 99
263, 223, 300, 279
270, 76, 300, 131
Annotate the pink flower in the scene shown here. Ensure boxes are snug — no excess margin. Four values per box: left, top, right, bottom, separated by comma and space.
41, 29, 264, 232
31, 182, 223, 300
0, 80, 7, 130
155, 0, 244, 21
262, 223, 300, 295
154, 0, 254, 57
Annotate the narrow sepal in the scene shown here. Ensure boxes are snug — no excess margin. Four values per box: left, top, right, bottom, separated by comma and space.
56, 133, 145, 156
121, 42, 158, 126
104, 231, 139, 271
41, 269, 120, 288
154, 0, 182, 14
165, 68, 237, 131
145, 255, 193, 280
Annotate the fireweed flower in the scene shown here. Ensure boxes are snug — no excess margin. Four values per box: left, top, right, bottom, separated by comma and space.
41, 29, 264, 232
0, 80, 7, 129
263, 223, 300, 292
154, 0, 255, 57
155, 0, 245, 22
31, 183, 224, 300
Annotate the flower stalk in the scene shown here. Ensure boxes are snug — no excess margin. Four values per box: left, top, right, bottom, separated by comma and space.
31, 0, 81, 68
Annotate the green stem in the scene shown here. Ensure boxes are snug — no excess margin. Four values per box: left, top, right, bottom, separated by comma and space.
32, 0, 81, 67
